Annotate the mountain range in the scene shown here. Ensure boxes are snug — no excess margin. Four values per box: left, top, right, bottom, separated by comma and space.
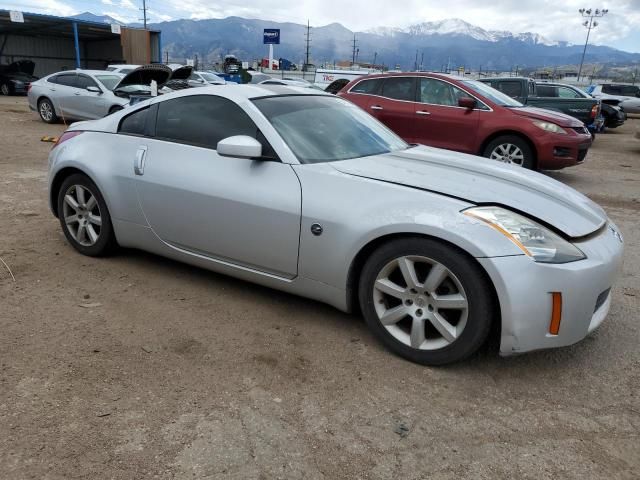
72, 13, 640, 71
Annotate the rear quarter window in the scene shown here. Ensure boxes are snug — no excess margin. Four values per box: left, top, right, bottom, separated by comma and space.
118, 107, 149, 136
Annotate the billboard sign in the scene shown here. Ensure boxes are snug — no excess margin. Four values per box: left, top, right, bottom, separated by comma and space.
263, 29, 280, 45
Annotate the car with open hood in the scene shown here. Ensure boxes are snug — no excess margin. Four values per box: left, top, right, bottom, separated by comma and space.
0, 60, 38, 95
46, 85, 623, 365
28, 64, 173, 123
338, 72, 593, 170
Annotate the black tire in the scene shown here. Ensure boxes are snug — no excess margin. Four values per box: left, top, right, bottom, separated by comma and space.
108, 105, 124, 114
57, 173, 117, 257
0, 83, 10, 96
483, 135, 535, 169
38, 97, 58, 124
358, 238, 495, 365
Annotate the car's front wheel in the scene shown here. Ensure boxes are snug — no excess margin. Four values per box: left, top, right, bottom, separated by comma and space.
57, 173, 117, 256
0, 83, 10, 96
483, 135, 534, 169
358, 238, 495, 365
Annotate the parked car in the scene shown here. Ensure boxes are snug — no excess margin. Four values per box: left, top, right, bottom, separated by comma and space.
339, 73, 592, 170
48, 85, 623, 365
28, 65, 172, 123
588, 84, 640, 114
536, 82, 625, 131
534, 82, 604, 135
187, 71, 226, 87
106, 64, 141, 74
162, 65, 194, 91
313, 69, 370, 91
47, 85, 623, 365
258, 78, 322, 90
479, 77, 601, 134
0, 60, 38, 95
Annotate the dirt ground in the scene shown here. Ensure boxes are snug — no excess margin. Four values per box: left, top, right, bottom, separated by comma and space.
0, 95, 639, 480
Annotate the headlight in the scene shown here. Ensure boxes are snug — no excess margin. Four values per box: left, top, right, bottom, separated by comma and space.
532, 120, 566, 135
463, 206, 586, 263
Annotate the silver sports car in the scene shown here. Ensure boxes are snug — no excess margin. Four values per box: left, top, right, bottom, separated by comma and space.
47, 85, 624, 365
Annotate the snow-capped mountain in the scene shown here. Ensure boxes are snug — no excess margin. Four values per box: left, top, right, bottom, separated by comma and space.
368, 18, 558, 46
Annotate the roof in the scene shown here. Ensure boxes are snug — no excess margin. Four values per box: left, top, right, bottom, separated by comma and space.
146, 84, 333, 105
0, 9, 159, 40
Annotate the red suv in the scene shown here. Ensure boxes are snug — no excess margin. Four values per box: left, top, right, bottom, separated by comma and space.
338, 73, 592, 169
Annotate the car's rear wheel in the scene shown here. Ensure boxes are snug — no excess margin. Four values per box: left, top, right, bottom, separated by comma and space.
38, 98, 58, 123
358, 238, 494, 365
57, 173, 117, 256
483, 135, 534, 169
0, 83, 10, 96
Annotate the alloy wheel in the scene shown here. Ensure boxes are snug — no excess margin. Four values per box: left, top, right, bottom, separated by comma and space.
39, 101, 53, 122
373, 256, 468, 350
62, 184, 102, 247
489, 143, 524, 166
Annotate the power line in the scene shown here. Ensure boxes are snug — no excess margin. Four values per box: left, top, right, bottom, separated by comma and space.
304, 19, 312, 67
140, 0, 149, 29
351, 34, 358, 66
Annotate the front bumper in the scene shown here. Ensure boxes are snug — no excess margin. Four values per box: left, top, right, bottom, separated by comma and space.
536, 128, 592, 170
478, 222, 624, 355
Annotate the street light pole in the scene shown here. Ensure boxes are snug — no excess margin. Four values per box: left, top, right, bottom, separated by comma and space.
577, 8, 608, 83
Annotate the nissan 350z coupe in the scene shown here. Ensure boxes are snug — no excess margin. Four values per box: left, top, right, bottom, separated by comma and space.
47, 85, 624, 365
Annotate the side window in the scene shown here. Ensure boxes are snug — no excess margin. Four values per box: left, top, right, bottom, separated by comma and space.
155, 95, 259, 150
188, 73, 200, 81
56, 74, 78, 88
76, 75, 98, 89
536, 85, 557, 97
497, 81, 523, 98
381, 77, 416, 101
418, 78, 471, 107
118, 107, 149, 136
47, 75, 58, 84
351, 78, 382, 94
557, 86, 581, 99
602, 85, 620, 95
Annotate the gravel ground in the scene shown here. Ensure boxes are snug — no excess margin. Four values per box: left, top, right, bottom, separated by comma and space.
0, 95, 639, 479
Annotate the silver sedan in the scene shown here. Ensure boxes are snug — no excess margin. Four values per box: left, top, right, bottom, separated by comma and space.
46, 85, 624, 365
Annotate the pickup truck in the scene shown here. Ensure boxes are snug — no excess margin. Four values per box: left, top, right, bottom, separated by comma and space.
478, 77, 601, 134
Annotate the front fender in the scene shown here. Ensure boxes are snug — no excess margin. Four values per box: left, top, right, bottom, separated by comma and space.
293, 163, 525, 295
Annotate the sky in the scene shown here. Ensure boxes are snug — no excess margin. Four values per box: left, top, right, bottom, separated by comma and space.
2, 0, 639, 52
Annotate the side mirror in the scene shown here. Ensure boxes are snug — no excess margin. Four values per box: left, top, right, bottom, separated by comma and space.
217, 135, 263, 159
458, 97, 477, 109
86, 86, 102, 94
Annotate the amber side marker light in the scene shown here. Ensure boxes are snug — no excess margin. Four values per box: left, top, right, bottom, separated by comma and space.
549, 292, 563, 335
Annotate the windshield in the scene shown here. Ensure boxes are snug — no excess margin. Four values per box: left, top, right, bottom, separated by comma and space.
200, 72, 223, 82
95, 75, 123, 91
254, 95, 408, 163
461, 80, 524, 107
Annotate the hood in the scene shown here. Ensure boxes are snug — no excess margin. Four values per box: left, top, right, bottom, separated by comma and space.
4, 60, 35, 76
510, 106, 582, 127
114, 64, 172, 90
331, 146, 606, 238
170, 65, 193, 80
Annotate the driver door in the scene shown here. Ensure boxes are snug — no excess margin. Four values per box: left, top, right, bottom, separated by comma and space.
133, 95, 302, 278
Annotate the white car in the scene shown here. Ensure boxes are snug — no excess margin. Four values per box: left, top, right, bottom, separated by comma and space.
106, 64, 141, 75
188, 71, 226, 87
589, 84, 640, 114
46, 85, 623, 365
28, 65, 173, 122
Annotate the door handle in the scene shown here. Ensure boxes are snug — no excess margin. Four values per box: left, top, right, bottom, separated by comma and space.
416, 110, 431, 115
74, 92, 81, 96
370, 105, 383, 111
134, 146, 147, 176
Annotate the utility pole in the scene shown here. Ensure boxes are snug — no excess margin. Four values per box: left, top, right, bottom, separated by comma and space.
372, 52, 377, 68
414, 49, 418, 71
351, 34, 358, 66
165, 51, 169, 64
577, 8, 608, 82
304, 20, 312, 68
140, 0, 149, 29
420, 52, 424, 71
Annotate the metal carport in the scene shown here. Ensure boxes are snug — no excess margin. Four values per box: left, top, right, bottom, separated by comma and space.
0, 10, 162, 76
